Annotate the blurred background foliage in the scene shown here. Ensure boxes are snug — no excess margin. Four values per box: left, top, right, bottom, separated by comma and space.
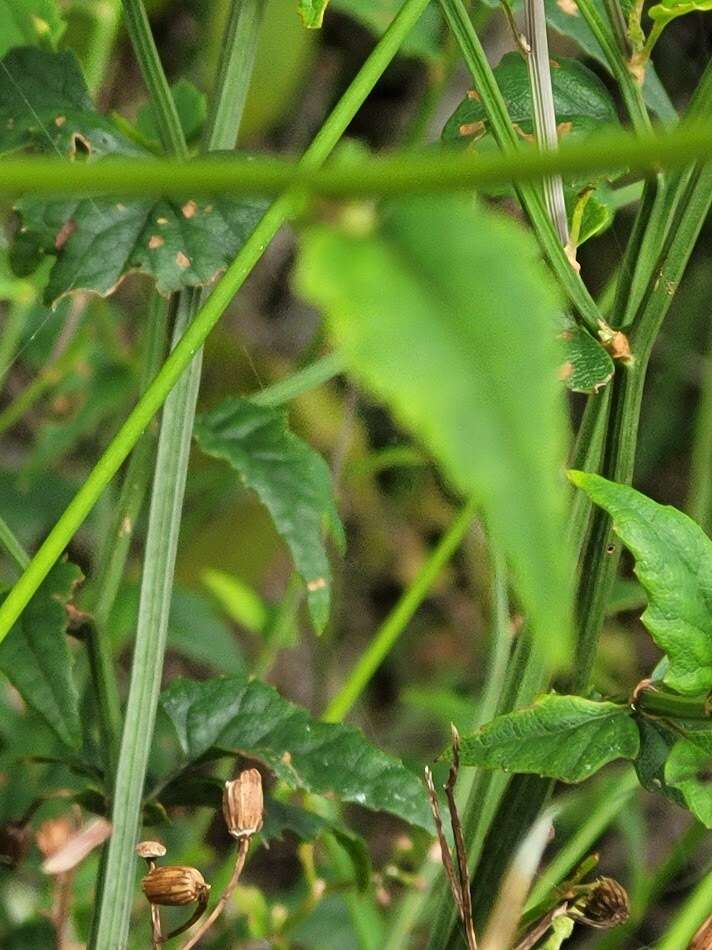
0, 0, 711, 946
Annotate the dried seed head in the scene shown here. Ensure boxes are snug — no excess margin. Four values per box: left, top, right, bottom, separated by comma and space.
142, 865, 210, 907
574, 876, 629, 929
136, 840, 167, 860
223, 768, 264, 839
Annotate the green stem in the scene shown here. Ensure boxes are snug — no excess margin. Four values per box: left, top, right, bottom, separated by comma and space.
322, 499, 477, 723
83, 0, 123, 95
0, 0, 432, 648
438, 0, 601, 333
120, 0, 187, 159
7, 124, 712, 199
0, 295, 28, 384
687, 331, 712, 530
635, 688, 711, 720
658, 864, 712, 950
250, 351, 346, 407
0, 512, 30, 572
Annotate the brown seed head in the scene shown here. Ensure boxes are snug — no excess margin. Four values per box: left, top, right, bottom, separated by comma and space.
223, 768, 264, 839
136, 840, 167, 860
141, 865, 210, 907
574, 876, 629, 929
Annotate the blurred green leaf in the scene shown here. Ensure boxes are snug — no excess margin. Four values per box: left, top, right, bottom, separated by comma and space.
194, 398, 344, 633
666, 738, 712, 827
136, 78, 207, 145
570, 472, 712, 694
159, 676, 433, 831
635, 717, 686, 807
0, 47, 267, 304
0, 560, 83, 748
0, 0, 64, 58
648, 0, 712, 30
443, 53, 618, 154
201, 568, 268, 635
296, 194, 573, 665
455, 694, 639, 782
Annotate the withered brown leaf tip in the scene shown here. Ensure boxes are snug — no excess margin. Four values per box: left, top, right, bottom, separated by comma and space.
575, 876, 630, 929
223, 768, 264, 839
141, 865, 210, 907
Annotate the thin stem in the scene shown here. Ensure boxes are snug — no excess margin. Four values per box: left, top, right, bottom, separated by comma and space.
322, 499, 477, 723
120, 0, 188, 159
0, 0, 433, 648
7, 125, 712, 200
250, 351, 346, 407
523, 0, 569, 245
658, 865, 712, 950
687, 332, 712, 530
0, 513, 30, 572
438, 0, 602, 334
83, 0, 123, 95
180, 839, 250, 950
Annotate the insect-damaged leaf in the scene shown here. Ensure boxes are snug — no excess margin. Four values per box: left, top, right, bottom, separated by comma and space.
193, 397, 344, 633
455, 694, 639, 782
0, 559, 83, 748
569, 472, 712, 694
0, 47, 267, 305
159, 676, 433, 831
559, 321, 614, 394
295, 194, 573, 666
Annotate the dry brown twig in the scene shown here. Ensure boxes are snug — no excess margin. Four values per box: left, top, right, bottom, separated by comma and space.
424, 725, 477, 950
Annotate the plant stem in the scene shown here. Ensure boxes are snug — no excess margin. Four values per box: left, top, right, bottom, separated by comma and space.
0, 513, 30, 572
658, 864, 712, 950
120, 0, 188, 159
7, 125, 712, 200
687, 330, 712, 530
83, 0, 123, 95
0, 0, 433, 647
438, 0, 601, 334
250, 351, 346, 407
322, 499, 477, 723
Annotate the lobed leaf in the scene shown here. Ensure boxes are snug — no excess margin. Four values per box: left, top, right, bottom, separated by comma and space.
295, 194, 573, 665
194, 397, 344, 633
665, 739, 712, 827
569, 471, 712, 694
0, 560, 83, 748
455, 694, 639, 782
159, 676, 433, 831
0, 47, 267, 305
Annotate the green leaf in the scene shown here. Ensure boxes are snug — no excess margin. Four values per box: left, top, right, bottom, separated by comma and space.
329, 0, 443, 60
0, 1, 64, 58
0, 560, 83, 748
0, 47, 267, 304
560, 321, 614, 394
193, 397, 344, 633
635, 717, 686, 807
298, 0, 330, 27
136, 78, 207, 145
295, 194, 573, 665
648, 0, 712, 28
442, 53, 618, 156
456, 694, 639, 782
159, 676, 433, 831
569, 472, 712, 694
665, 739, 712, 827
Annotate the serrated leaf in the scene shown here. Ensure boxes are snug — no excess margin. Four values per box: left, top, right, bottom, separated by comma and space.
193, 397, 344, 633
295, 194, 573, 665
442, 53, 618, 159
0, 0, 64, 58
456, 695, 639, 782
559, 321, 614, 394
0, 560, 83, 748
159, 676, 433, 831
298, 0, 329, 27
665, 739, 712, 827
136, 78, 207, 145
569, 472, 712, 694
329, 0, 443, 60
0, 47, 268, 304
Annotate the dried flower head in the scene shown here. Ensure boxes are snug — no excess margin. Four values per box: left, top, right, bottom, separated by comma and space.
223, 768, 264, 839
142, 865, 210, 907
573, 876, 629, 929
136, 840, 166, 861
